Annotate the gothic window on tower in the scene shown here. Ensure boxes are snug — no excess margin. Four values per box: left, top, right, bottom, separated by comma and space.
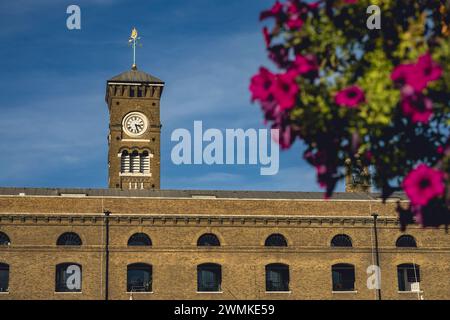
120, 150, 152, 176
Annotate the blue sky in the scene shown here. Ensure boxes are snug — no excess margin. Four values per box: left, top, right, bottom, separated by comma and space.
0, 0, 343, 192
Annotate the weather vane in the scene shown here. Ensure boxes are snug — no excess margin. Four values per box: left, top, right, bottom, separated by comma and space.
128, 27, 141, 70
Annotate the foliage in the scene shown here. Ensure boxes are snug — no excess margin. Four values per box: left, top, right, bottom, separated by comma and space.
250, 0, 450, 229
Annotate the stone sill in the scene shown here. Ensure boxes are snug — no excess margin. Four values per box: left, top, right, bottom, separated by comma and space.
54, 292, 83, 294
332, 291, 358, 294
398, 291, 423, 294
266, 291, 292, 294
0, 292, 10, 294
197, 291, 223, 294
127, 292, 153, 294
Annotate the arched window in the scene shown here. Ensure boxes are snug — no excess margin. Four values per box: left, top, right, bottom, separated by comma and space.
127, 263, 152, 292
130, 150, 140, 173
197, 233, 220, 247
57, 232, 82, 246
332, 263, 355, 291
121, 150, 151, 175
121, 150, 130, 173
141, 151, 150, 174
0, 263, 9, 292
331, 234, 353, 247
266, 264, 289, 292
55, 263, 82, 292
197, 263, 221, 292
397, 263, 421, 292
265, 234, 288, 247
128, 233, 152, 246
0, 232, 10, 246
396, 235, 417, 248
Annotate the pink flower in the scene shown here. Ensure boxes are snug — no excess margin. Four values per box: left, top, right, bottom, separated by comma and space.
285, 1, 305, 30
401, 93, 433, 124
260, 1, 284, 21
286, 15, 304, 30
292, 54, 318, 76
403, 164, 445, 206
249, 67, 276, 103
272, 120, 295, 149
334, 85, 365, 108
263, 27, 271, 48
415, 53, 443, 88
391, 53, 442, 93
344, 0, 358, 3
272, 70, 299, 111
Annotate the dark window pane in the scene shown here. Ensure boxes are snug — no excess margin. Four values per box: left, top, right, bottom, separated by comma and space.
55, 263, 82, 292
128, 233, 152, 246
197, 234, 220, 247
127, 263, 152, 292
397, 264, 420, 291
57, 233, 82, 246
396, 235, 417, 248
197, 264, 221, 292
266, 264, 289, 291
0, 263, 9, 292
0, 232, 10, 246
331, 235, 352, 247
332, 264, 355, 291
265, 234, 287, 247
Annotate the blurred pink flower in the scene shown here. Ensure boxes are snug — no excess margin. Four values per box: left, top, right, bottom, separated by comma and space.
403, 164, 445, 206
273, 70, 299, 111
263, 27, 271, 48
334, 85, 365, 108
391, 53, 442, 92
293, 54, 318, 76
250, 67, 276, 103
415, 53, 443, 88
272, 120, 294, 149
401, 93, 433, 124
260, 1, 284, 21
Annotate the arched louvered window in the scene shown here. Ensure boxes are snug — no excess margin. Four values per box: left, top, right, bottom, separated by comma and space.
127, 263, 152, 292
396, 235, 417, 248
331, 234, 353, 247
266, 263, 290, 292
57, 232, 82, 246
128, 233, 152, 246
56, 263, 82, 292
141, 151, 150, 174
265, 234, 288, 247
0, 263, 9, 292
121, 150, 130, 173
121, 150, 151, 175
197, 233, 220, 246
197, 263, 221, 292
0, 232, 10, 246
332, 263, 355, 291
130, 150, 140, 173
397, 263, 421, 292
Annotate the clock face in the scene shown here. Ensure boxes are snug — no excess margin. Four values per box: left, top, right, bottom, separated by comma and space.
123, 112, 148, 136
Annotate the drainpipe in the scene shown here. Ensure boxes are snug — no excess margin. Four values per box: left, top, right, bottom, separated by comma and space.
371, 213, 382, 300
104, 210, 111, 301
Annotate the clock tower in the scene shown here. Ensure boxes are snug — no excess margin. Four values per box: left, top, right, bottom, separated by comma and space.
105, 65, 164, 190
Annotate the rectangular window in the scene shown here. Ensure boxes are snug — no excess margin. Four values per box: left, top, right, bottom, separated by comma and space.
397, 264, 420, 292
197, 264, 221, 292
0, 264, 9, 292
332, 264, 355, 291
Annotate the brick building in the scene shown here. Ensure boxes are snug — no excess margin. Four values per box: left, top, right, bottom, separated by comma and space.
0, 66, 448, 300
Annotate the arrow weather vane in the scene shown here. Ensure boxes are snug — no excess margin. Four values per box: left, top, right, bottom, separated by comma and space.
128, 27, 141, 70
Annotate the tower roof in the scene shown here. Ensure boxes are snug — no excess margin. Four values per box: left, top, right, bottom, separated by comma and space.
108, 67, 164, 84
